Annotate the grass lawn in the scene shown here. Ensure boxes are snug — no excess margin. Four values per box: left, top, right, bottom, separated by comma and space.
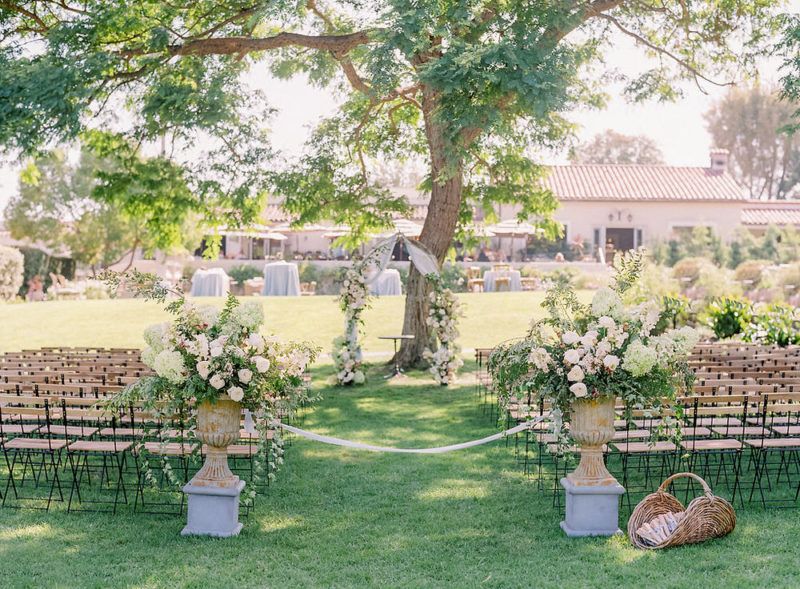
0, 292, 588, 354
0, 366, 798, 588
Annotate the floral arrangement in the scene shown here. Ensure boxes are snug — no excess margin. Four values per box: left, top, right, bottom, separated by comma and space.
489, 251, 698, 428
423, 275, 464, 385
333, 264, 370, 385
104, 270, 318, 494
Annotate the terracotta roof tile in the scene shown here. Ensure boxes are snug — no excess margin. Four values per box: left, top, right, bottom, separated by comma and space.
741, 206, 800, 226
544, 165, 747, 202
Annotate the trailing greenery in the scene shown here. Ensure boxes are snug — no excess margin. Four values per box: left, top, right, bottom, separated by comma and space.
227, 264, 262, 285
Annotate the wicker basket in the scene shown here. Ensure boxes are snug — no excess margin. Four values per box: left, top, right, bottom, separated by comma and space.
628, 472, 736, 550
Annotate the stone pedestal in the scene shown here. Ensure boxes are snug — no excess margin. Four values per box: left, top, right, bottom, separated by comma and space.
181, 480, 246, 538
560, 477, 625, 537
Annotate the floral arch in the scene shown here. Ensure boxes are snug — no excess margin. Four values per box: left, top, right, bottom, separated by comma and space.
332, 233, 462, 386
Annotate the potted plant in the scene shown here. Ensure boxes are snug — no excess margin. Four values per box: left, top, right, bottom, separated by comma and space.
105, 270, 318, 536
489, 251, 697, 536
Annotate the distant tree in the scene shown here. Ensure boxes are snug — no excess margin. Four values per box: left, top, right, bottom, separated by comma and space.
4, 150, 201, 275
705, 85, 800, 200
569, 130, 664, 165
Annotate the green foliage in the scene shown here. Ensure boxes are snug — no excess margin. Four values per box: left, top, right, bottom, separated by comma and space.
706, 297, 753, 340
654, 295, 693, 334
227, 264, 262, 285
742, 303, 800, 347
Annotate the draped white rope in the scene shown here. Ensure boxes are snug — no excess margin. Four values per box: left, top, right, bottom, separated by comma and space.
274, 416, 545, 454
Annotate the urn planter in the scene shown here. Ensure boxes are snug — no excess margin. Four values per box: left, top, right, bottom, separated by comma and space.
182, 395, 246, 538
560, 396, 625, 537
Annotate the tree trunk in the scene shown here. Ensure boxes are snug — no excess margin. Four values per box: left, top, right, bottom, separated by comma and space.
395, 83, 463, 368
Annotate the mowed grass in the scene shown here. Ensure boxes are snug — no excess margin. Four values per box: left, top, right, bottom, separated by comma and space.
0, 291, 583, 354
0, 368, 798, 588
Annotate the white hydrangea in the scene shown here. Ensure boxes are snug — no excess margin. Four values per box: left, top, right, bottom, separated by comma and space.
232, 301, 264, 330
143, 323, 171, 351
622, 340, 658, 377
668, 326, 700, 357
591, 287, 624, 319
141, 346, 158, 368
353, 370, 366, 385
153, 350, 187, 384
197, 305, 219, 327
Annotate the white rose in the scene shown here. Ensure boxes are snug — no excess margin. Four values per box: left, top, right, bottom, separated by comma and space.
580, 330, 599, 348
247, 333, 265, 352
570, 382, 588, 398
196, 360, 211, 379
227, 386, 244, 402
209, 374, 225, 390
210, 344, 224, 358
567, 365, 585, 382
562, 331, 580, 345
603, 354, 620, 371
563, 348, 582, 365
253, 356, 271, 373
237, 368, 253, 384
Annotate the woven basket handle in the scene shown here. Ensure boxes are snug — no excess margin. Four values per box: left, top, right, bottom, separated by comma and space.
658, 472, 713, 497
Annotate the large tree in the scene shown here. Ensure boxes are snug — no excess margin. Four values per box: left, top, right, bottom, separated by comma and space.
705, 85, 800, 199
0, 1, 781, 366
569, 130, 664, 165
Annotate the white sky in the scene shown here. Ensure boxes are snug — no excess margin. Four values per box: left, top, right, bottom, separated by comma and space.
0, 16, 796, 214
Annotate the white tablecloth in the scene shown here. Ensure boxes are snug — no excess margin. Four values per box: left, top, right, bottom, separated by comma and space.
262, 262, 300, 296
190, 268, 230, 297
483, 270, 522, 292
369, 269, 403, 296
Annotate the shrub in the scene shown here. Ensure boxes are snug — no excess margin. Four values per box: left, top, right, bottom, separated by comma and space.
775, 263, 800, 298
733, 259, 772, 288
0, 245, 24, 301
672, 257, 705, 285
625, 262, 679, 304
228, 264, 262, 284
706, 297, 753, 340
653, 294, 693, 334
742, 303, 800, 347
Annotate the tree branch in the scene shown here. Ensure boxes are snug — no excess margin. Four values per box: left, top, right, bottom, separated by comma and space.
118, 30, 374, 58
597, 13, 734, 88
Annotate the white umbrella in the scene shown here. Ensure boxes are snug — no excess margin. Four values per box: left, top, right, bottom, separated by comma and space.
463, 224, 496, 238
377, 219, 423, 238
486, 219, 542, 261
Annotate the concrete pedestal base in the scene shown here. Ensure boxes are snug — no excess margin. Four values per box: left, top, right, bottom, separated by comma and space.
560, 477, 625, 537
181, 480, 246, 538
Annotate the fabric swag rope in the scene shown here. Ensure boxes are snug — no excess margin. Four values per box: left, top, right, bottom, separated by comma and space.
275, 417, 545, 454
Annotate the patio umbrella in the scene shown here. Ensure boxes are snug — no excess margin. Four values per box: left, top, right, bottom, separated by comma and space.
377, 219, 423, 238
486, 219, 542, 261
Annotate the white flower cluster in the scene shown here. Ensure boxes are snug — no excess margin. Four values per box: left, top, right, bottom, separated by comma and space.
333, 265, 372, 385
140, 300, 311, 405
332, 336, 366, 385
524, 285, 700, 401
424, 283, 464, 385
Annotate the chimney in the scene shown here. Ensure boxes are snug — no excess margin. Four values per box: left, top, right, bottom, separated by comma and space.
709, 148, 729, 175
